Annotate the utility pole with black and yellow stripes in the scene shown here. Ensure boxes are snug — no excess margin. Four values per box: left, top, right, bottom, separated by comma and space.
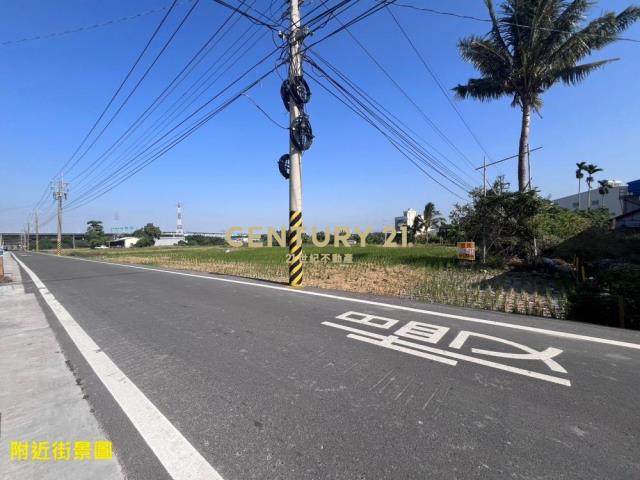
287, 0, 304, 288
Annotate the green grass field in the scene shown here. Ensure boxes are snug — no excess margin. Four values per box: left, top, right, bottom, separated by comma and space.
68, 244, 458, 267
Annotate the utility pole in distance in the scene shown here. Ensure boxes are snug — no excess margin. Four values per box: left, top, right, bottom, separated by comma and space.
52, 177, 68, 256
286, 0, 312, 288
26, 221, 31, 251
482, 156, 486, 265
35, 209, 40, 252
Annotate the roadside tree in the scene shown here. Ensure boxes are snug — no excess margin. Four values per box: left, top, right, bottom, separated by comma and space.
454, 0, 639, 191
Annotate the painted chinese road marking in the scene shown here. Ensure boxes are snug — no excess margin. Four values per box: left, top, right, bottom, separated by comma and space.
323, 311, 571, 387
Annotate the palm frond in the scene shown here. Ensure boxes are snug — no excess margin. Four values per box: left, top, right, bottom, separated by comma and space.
453, 78, 511, 101
551, 7, 640, 67
537, 0, 590, 60
546, 59, 617, 88
458, 37, 512, 80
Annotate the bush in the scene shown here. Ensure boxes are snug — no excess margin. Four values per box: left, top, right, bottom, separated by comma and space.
550, 228, 640, 262
184, 235, 226, 246
566, 266, 640, 329
134, 236, 155, 248
602, 266, 640, 329
566, 282, 619, 327
534, 204, 599, 252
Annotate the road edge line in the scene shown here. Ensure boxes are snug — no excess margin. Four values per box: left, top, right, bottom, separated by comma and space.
12, 253, 225, 480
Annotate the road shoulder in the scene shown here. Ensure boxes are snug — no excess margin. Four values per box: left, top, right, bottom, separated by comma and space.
0, 253, 123, 480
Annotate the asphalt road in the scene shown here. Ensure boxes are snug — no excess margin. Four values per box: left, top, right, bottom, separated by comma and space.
12, 252, 640, 480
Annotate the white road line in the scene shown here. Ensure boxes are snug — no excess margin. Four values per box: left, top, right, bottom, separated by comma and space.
37, 253, 640, 351
350, 334, 571, 387
13, 254, 225, 480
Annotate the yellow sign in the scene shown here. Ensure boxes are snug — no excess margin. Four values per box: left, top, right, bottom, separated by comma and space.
9, 441, 112, 461
457, 242, 476, 261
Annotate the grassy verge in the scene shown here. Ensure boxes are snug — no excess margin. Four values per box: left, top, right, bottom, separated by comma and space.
67, 245, 569, 318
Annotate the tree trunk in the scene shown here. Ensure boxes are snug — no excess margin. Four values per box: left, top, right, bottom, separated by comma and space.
518, 103, 531, 192
577, 179, 581, 209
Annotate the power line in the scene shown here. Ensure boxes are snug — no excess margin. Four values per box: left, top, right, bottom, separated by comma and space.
66, 64, 282, 212
33, 0, 181, 213
475, 147, 543, 169
386, 7, 494, 164
306, 57, 471, 196
304, 0, 397, 50
67, 1, 385, 207
392, 2, 640, 43
0, 1, 196, 47
48, 0, 400, 211
68, 0, 255, 188
241, 93, 288, 129
314, 9, 480, 181
65, 48, 284, 209
210, 0, 279, 31
63, 0, 202, 177
307, 69, 467, 200
70, 11, 271, 199
309, 51, 475, 190
53, 0, 182, 179
69, 0, 280, 196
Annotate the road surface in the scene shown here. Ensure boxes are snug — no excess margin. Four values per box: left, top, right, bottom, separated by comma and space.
11, 252, 640, 479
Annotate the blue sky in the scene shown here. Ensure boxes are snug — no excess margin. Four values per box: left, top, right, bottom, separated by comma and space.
1, 0, 639, 233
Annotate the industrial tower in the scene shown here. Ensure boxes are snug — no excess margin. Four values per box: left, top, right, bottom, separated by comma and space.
176, 203, 184, 237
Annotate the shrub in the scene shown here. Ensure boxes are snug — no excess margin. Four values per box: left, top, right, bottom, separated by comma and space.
566, 282, 619, 326
602, 266, 640, 329
134, 236, 155, 248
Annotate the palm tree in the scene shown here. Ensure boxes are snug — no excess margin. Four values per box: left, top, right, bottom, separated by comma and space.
453, 0, 640, 192
575, 161, 587, 209
597, 179, 610, 206
422, 202, 444, 242
585, 164, 603, 208
423, 202, 436, 230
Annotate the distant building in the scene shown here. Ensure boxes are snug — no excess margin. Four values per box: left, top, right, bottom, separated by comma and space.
553, 179, 640, 217
394, 208, 439, 236
612, 208, 640, 229
395, 208, 419, 232
108, 237, 139, 248
154, 237, 184, 247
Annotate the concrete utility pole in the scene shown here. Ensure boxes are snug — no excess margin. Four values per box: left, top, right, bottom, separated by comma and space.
288, 0, 304, 288
527, 144, 532, 191
52, 177, 69, 256
26, 222, 31, 251
35, 209, 40, 252
482, 157, 487, 196
482, 156, 487, 265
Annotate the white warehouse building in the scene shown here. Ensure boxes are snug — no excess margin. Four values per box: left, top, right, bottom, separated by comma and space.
108, 236, 140, 248
553, 180, 631, 217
